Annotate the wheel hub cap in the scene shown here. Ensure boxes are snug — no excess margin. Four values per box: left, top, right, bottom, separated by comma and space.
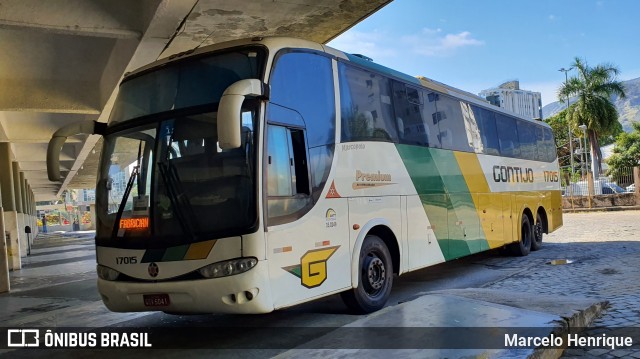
367, 257, 386, 290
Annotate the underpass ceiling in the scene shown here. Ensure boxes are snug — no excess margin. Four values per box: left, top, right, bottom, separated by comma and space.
0, 0, 391, 201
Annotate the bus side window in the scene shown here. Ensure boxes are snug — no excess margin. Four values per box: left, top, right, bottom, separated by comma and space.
422, 91, 442, 148
460, 102, 483, 153
535, 125, 545, 162
392, 81, 430, 147
472, 105, 500, 156
270, 51, 335, 148
517, 121, 538, 161
266, 124, 312, 225
339, 63, 399, 143
495, 114, 520, 158
431, 94, 473, 152
543, 127, 557, 162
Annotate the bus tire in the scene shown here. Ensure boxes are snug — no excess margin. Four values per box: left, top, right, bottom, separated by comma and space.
531, 212, 544, 251
341, 235, 393, 314
509, 214, 532, 256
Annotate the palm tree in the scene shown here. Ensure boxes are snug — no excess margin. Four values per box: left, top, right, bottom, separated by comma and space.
558, 57, 626, 175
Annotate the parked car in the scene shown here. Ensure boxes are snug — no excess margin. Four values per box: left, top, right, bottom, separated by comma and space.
602, 183, 625, 194
627, 184, 636, 193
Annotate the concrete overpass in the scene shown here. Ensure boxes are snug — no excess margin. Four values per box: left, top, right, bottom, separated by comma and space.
0, 0, 391, 288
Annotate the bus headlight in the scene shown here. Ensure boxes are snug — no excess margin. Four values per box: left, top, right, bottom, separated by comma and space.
198, 257, 258, 278
97, 265, 120, 281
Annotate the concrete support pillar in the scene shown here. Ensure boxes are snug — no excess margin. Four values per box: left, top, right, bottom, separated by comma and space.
12, 164, 23, 215
0, 143, 20, 270
30, 188, 37, 238
30, 190, 37, 237
89, 204, 96, 230
12, 163, 26, 257
32, 192, 37, 236
0, 186, 10, 293
21, 175, 30, 241
25, 186, 32, 253
20, 172, 33, 251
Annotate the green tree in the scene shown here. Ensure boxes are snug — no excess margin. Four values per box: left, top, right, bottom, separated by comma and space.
607, 121, 640, 173
546, 108, 599, 180
558, 57, 626, 175
545, 108, 572, 168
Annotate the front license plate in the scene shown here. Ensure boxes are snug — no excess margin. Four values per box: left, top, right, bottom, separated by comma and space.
143, 294, 170, 307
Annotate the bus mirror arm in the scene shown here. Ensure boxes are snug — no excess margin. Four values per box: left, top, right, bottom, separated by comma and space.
47, 121, 107, 181
218, 79, 266, 149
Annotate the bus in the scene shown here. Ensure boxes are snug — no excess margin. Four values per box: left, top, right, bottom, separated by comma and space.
47, 37, 562, 314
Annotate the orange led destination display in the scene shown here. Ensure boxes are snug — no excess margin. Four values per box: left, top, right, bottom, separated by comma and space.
119, 217, 149, 230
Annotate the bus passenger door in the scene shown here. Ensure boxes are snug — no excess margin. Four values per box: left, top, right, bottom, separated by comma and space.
264, 124, 350, 309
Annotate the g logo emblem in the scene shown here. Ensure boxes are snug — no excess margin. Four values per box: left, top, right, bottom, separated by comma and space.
148, 262, 159, 277
283, 246, 339, 288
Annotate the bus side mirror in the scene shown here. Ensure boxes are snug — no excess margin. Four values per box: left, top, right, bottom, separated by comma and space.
218, 79, 266, 149
47, 121, 107, 181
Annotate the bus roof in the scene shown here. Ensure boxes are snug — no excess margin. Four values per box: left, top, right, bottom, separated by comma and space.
123, 36, 550, 128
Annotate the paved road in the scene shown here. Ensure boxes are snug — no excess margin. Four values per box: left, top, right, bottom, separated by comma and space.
488, 211, 640, 358
3, 211, 640, 358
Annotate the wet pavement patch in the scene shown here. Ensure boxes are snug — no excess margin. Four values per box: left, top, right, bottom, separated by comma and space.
18, 302, 70, 313
599, 268, 621, 275
21, 254, 96, 269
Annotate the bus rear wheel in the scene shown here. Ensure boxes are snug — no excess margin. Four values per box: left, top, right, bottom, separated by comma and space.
509, 214, 532, 256
341, 235, 393, 314
531, 212, 544, 251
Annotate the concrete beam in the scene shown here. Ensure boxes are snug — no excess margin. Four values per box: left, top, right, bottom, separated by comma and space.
56, 0, 200, 197
159, 0, 391, 58
0, 0, 151, 39
0, 80, 101, 114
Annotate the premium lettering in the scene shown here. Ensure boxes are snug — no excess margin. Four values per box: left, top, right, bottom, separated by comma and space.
355, 170, 392, 182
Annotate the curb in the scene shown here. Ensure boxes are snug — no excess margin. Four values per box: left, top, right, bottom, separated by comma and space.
563, 206, 640, 213
530, 300, 609, 359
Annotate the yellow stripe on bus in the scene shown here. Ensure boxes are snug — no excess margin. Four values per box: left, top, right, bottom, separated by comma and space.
184, 240, 217, 260
454, 152, 505, 249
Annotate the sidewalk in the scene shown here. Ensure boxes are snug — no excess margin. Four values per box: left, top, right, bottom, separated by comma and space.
0, 229, 605, 358
1, 231, 150, 329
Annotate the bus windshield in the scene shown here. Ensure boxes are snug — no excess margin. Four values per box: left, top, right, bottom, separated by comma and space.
95, 48, 264, 248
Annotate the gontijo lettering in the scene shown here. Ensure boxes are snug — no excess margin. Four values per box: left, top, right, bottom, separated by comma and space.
492, 165, 534, 183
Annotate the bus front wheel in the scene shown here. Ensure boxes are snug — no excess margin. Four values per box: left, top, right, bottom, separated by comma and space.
509, 214, 532, 256
341, 235, 393, 314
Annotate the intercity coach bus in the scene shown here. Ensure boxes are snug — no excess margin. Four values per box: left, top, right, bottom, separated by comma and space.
47, 37, 562, 314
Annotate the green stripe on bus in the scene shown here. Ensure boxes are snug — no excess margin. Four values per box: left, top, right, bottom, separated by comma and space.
161, 244, 190, 262
141, 248, 165, 263
396, 144, 489, 260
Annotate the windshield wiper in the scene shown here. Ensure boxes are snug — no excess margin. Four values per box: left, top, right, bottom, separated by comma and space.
158, 133, 199, 241
111, 141, 142, 239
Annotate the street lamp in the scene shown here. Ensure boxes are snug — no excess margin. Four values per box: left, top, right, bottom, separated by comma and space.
559, 67, 574, 179
579, 124, 587, 178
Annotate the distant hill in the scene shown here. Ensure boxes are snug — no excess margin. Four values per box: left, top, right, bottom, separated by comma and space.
542, 77, 640, 132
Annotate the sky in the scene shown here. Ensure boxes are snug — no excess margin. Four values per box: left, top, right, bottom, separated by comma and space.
327, 0, 640, 107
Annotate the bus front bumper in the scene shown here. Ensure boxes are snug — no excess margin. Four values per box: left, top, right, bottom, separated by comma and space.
97, 260, 273, 314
